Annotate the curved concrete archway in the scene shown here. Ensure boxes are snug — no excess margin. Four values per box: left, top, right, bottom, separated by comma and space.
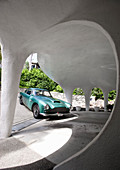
53, 23, 119, 170
36, 21, 116, 110
0, 1, 120, 170
0, 19, 116, 138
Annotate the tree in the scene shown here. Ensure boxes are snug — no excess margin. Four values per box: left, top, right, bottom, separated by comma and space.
19, 68, 57, 91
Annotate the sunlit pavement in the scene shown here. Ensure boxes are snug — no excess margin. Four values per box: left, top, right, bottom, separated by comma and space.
0, 111, 110, 169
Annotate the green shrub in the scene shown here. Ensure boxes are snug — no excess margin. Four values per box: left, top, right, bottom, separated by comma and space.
54, 85, 63, 93
19, 68, 57, 91
73, 88, 84, 95
108, 90, 116, 101
91, 88, 116, 101
91, 88, 104, 100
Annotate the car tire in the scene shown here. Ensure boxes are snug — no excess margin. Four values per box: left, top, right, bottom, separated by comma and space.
33, 104, 41, 119
19, 96, 24, 105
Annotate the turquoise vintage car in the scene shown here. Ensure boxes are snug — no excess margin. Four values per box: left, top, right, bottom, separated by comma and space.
19, 88, 71, 119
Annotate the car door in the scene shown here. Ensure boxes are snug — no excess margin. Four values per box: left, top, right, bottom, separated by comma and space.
21, 89, 28, 105
25, 90, 32, 108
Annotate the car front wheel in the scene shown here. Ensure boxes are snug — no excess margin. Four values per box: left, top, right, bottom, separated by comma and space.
33, 104, 41, 119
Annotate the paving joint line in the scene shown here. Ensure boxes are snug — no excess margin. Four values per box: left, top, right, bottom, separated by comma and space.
12, 118, 41, 133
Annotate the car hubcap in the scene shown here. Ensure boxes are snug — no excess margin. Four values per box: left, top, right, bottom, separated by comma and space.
34, 106, 39, 117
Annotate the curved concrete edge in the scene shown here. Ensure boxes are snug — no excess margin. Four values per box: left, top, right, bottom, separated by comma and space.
53, 24, 120, 170
53, 101, 120, 170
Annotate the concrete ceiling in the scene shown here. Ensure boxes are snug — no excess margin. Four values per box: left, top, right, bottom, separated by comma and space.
33, 21, 116, 93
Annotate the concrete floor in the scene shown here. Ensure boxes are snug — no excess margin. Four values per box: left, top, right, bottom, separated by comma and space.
0, 111, 110, 170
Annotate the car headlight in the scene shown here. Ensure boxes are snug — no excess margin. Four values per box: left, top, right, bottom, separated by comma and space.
44, 104, 50, 110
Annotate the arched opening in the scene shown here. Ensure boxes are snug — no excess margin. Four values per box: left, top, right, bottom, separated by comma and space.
107, 90, 116, 112
19, 53, 57, 91
16, 52, 77, 122
0, 20, 118, 169
71, 88, 85, 111
14, 21, 117, 167
70, 87, 116, 112
91, 87, 111, 112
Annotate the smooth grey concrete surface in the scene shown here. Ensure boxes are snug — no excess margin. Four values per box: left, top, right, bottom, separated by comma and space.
0, 1, 120, 170
0, 111, 109, 169
0, 0, 117, 138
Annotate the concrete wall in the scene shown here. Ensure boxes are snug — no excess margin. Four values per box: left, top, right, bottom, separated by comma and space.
0, 0, 120, 169
54, 1, 120, 170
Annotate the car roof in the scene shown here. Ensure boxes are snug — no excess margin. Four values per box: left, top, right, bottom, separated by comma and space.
28, 88, 49, 91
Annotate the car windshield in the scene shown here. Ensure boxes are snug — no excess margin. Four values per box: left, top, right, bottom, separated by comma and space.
34, 90, 42, 96
34, 90, 52, 97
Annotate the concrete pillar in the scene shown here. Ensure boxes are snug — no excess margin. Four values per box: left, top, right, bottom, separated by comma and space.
0, 49, 26, 138
64, 88, 73, 105
103, 91, 108, 112
84, 89, 91, 111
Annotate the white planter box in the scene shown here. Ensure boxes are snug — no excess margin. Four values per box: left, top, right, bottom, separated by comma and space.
76, 106, 81, 111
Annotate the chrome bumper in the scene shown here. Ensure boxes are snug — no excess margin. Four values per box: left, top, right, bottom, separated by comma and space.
40, 112, 69, 117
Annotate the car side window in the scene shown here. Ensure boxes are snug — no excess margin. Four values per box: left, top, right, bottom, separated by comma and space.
27, 91, 31, 95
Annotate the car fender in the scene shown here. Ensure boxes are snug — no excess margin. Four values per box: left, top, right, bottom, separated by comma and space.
31, 98, 45, 113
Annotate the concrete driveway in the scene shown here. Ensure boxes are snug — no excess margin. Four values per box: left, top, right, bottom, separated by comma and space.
0, 92, 110, 169
0, 108, 110, 169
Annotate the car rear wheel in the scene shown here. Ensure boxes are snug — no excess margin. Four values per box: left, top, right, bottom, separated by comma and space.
19, 96, 23, 105
33, 104, 41, 119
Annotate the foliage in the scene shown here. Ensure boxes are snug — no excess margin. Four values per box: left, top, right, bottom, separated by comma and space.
91, 88, 104, 100
91, 88, 116, 101
108, 90, 116, 101
54, 85, 63, 93
19, 68, 57, 91
73, 88, 84, 95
